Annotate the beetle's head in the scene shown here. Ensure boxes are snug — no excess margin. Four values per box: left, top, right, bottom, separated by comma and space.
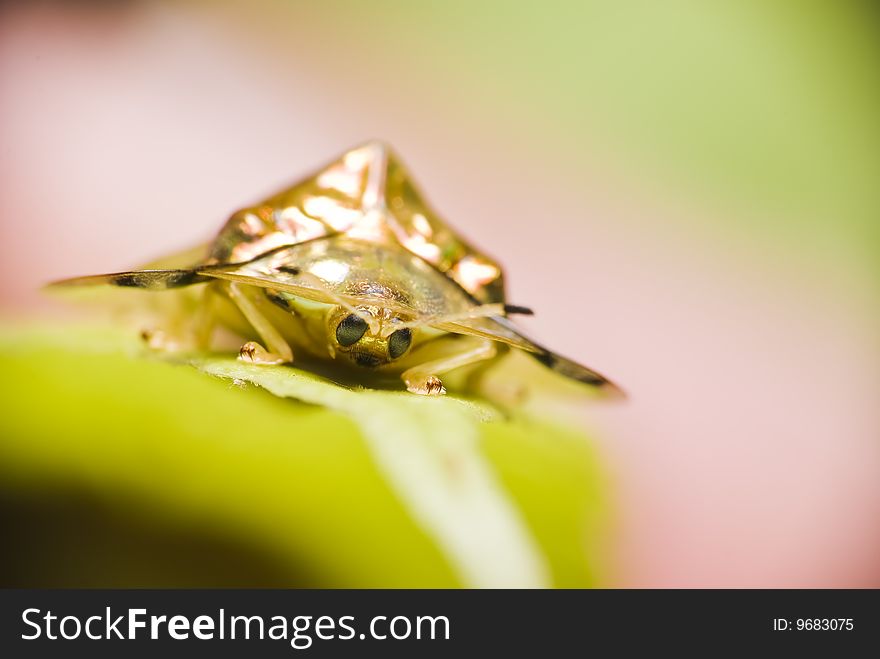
328, 306, 413, 368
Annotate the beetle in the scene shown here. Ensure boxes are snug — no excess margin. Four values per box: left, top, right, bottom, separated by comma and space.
52, 141, 621, 396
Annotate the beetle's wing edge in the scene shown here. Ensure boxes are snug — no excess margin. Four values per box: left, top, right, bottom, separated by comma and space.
440, 316, 625, 396
47, 269, 210, 290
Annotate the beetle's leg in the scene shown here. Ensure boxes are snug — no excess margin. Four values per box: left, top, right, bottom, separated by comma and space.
194, 284, 219, 351
462, 343, 529, 410
139, 284, 219, 354
139, 327, 181, 352
401, 336, 496, 395
225, 282, 293, 365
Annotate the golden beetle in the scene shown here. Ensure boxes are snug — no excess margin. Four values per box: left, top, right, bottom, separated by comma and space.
53, 142, 620, 397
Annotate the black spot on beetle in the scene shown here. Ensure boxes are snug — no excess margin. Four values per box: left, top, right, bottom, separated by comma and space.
387, 328, 412, 359
354, 353, 382, 368
113, 269, 201, 289
163, 270, 201, 287
336, 314, 369, 346
113, 274, 140, 288
266, 292, 290, 310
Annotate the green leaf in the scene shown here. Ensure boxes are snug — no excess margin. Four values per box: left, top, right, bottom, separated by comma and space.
0, 324, 606, 587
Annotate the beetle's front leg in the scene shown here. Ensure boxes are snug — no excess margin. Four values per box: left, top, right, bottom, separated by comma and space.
139, 283, 221, 354
401, 336, 496, 395
225, 282, 294, 365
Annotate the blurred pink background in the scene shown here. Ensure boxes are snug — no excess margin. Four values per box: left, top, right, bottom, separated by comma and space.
1, 1, 878, 586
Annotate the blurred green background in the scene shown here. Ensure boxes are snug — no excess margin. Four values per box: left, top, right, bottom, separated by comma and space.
339, 0, 880, 285
0, 0, 877, 587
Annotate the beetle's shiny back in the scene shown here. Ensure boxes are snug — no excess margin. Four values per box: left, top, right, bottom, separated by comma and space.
207, 141, 506, 305
233, 236, 478, 320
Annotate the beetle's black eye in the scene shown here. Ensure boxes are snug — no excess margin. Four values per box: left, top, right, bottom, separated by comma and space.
336, 314, 368, 346
388, 328, 412, 359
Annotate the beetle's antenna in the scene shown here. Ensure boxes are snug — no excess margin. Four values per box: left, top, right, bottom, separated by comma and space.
382, 303, 510, 336
503, 304, 534, 316
282, 269, 380, 335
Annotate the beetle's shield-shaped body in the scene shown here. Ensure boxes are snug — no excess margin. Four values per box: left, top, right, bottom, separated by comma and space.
208, 141, 505, 305
49, 141, 622, 395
